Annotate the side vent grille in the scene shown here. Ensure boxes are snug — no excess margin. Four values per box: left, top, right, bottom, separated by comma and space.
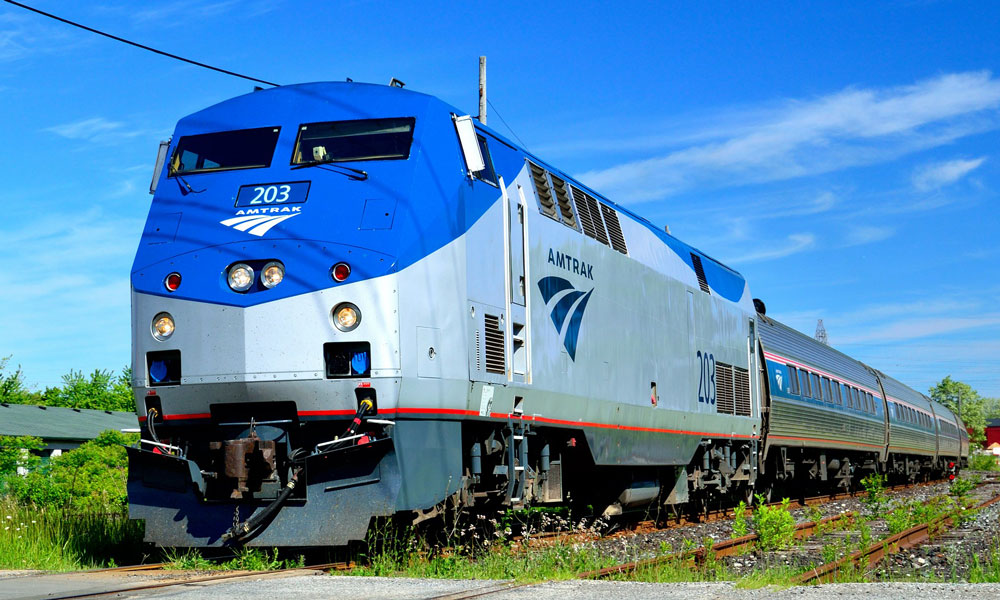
483, 314, 505, 375
690, 253, 710, 294
600, 204, 628, 254
475, 328, 482, 372
570, 187, 610, 246
716, 362, 735, 415
529, 161, 557, 219
548, 173, 578, 229
735, 366, 751, 416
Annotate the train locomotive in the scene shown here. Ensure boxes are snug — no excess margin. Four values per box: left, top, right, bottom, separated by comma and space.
128, 81, 968, 547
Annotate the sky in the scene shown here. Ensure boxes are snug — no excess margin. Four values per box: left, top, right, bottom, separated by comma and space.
0, 1, 998, 397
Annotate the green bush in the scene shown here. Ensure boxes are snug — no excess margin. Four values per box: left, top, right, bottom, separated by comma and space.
3, 430, 136, 512
860, 473, 888, 516
731, 500, 750, 538
752, 496, 796, 552
970, 454, 998, 471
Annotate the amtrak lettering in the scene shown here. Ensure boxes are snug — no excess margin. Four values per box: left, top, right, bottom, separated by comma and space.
547, 248, 594, 280
234, 206, 302, 216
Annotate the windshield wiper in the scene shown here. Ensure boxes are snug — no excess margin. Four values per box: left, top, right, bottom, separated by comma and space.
167, 164, 205, 194
291, 160, 368, 180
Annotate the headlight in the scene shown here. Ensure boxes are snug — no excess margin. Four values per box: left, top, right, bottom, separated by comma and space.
151, 312, 175, 341
227, 263, 254, 292
261, 261, 284, 289
332, 303, 361, 331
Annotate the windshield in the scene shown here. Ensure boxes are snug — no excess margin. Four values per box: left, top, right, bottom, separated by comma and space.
170, 126, 281, 175
292, 118, 415, 164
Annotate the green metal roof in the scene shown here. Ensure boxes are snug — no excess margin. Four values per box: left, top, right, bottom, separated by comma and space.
0, 403, 138, 442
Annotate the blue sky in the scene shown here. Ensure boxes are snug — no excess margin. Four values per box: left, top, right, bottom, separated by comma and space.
1, 1, 997, 397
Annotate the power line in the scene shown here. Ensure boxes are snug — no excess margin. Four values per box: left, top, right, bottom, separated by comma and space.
487, 98, 529, 151
3, 0, 279, 87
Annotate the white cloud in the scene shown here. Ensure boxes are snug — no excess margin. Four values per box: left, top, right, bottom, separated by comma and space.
44, 116, 152, 145
727, 233, 815, 264
577, 72, 1000, 202
912, 157, 987, 191
126, 0, 276, 24
837, 316, 1000, 345
0, 11, 89, 64
46, 117, 125, 140
843, 225, 895, 247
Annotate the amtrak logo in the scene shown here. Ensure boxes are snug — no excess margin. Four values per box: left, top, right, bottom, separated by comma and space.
220, 207, 302, 237
538, 276, 594, 361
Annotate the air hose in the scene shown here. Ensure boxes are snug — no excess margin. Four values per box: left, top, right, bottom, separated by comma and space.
146, 407, 161, 444
222, 466, 303, 543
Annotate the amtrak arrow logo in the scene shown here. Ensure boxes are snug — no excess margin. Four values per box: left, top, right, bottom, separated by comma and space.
538, 276, 594, 361
220, 212, 300, 237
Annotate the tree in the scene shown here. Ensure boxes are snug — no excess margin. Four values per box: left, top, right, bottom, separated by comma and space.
41, 367, 135, 412
0, 435, 44, 476
985, 397, 1000, 420
930, 376, 986, 445
0, 356, 40, 404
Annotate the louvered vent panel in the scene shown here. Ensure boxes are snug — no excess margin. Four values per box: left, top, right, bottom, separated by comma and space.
584, 192, 609, 245
735, 366, 751, 416
600, 203, 628, 254
475, 328, 481, 372
690, 253, 711, 294
484, 314, 505, 375
570, 186, 598, 240
716, 362, 735, 415
529, 161, 557, 219
548, 174, 578, 229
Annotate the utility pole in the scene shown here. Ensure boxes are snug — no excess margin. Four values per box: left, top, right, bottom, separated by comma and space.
478, 56, 487, 125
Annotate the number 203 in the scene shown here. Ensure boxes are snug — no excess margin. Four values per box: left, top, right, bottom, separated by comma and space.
697, 350, 716, 404
249, 184, 291, 204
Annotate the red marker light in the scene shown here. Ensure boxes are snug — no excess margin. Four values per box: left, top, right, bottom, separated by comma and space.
331, 262, 351, 282
164, 272, 182, 292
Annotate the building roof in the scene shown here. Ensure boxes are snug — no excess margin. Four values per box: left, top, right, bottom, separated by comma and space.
0, 404, 137, 442
987, 418, 1000, 429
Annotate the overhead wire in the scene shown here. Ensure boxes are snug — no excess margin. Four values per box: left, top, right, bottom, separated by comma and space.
487, 98, 529, 151
2, 0, 280, 87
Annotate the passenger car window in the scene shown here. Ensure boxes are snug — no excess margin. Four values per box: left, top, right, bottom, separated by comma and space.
799, 371, 811, 397
811, 374, 821, 399
170, 126, 280, 175
787, 366, 799, 394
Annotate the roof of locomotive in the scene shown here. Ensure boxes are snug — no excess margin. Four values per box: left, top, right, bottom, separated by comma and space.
179, 81, 746, 282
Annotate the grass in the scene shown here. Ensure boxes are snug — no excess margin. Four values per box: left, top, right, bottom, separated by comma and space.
0, 498, 145, 570
351, 541, 615, 581
164, 548, 305, 571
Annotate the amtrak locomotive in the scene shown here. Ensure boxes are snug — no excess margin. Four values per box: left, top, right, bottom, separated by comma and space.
129, 81, 968, 547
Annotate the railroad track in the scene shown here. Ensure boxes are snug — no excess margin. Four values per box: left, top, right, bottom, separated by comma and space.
578, 511, 855, 579
12, 562, 354, 600
793, 489, 1000, 584
524, 476, 948, 549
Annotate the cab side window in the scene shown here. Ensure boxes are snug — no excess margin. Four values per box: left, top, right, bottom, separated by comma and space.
473, 134, 498, 185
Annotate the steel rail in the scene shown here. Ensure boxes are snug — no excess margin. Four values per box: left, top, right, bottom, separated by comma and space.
422, 581, 542, 600
793, 490, 1000, 584
33, 562, 352, 600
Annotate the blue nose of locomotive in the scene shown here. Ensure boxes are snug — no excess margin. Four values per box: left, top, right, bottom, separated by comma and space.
132, 82, 464, 306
